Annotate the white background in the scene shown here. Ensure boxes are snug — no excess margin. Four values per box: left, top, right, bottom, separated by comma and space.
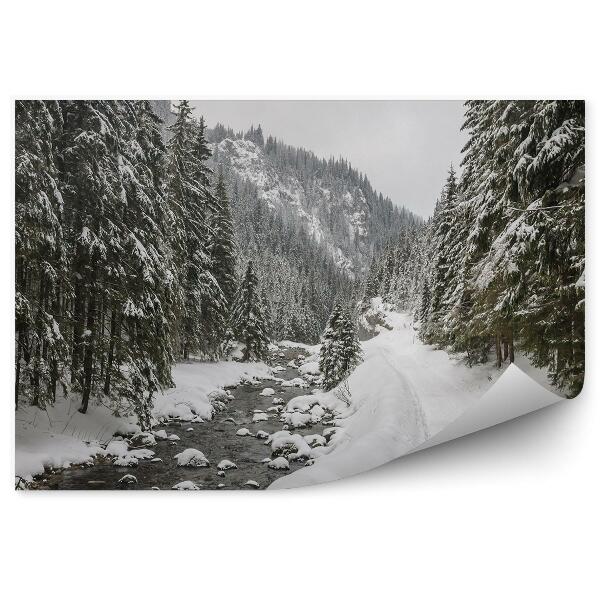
1, 1, 597, 598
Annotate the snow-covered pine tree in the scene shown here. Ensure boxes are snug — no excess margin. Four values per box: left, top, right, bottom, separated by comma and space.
319, 304, 362, 392
231, 260, 269, 361
509, 100, 585, 393
335, 308, 363, 385
191, 117, 228, 359
421, 100, 585, 390
210, 168, 237, 314
423, 165, 461, 345
461, 101, 535, 367
166, 101, 225, 359
418, 279, 431, 323
319, 303, 343, 391
104, 100, 177, 428
59, 101, 127, 413
15, 100, 68, 407
361, 256, 381, 308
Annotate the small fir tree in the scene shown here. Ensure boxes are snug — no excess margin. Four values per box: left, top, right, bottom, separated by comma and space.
231, 261, 269, 361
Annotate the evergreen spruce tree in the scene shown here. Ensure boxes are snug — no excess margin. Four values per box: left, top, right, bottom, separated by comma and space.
335, 308, 363, 384
231, 261, 269, 361
166, 101, 226, 359
106, 100, 176, 427
210, 168, 237, 311
192, 117, 228, 359
319, 304, 343, 391
319, 305, 362, 391
59, 101, 126, 413
15, 100, 68, 408
418, 280, 431, 323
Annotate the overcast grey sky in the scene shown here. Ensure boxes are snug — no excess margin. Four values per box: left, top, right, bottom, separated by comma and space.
191, 100, 467, 218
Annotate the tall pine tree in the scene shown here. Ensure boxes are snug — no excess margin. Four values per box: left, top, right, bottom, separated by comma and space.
230, 261, 269, 361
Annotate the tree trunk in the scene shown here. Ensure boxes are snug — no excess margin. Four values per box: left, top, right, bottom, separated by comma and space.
71, 283, 85, 384
495, 332, 502, 369
503, 336, 509, 362
80, 287, 97, 414
508, 328, 515, 364
32, 276, 47, 406
15, 332, 21, 408
104, 306, 117, 395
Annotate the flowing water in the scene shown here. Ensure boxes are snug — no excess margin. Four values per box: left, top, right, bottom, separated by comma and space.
35, 348, 327, 490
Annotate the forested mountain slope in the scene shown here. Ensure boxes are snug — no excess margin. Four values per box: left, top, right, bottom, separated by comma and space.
206, 122, 421, 343
210, 125, 420, 277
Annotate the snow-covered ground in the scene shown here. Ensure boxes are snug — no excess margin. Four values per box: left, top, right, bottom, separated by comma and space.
15, 299, 564, 488
270, 302, 562, 489
15, 361, 271, 482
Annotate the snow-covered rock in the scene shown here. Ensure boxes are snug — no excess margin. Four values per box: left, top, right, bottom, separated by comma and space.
267, 457, 290, 470
281, 377, 307, 388
217, 459, 237, 470
255, 430, 269, 440
174, 448, 210, 467
172, 480, 201, 490
236, 428, 251, 436
118, 474, 137, 485
244, 480, 260, 489
252, 412, 268, 423
259, 387, 275, 397
298, 361, 320, 376
283, 412, 313, 429
168, 434, 180, 441
207, 389, 230, 403
304, 434, 327, 447
113, 455, 138, 467
127, 448, 155, 460
153, 429, 168, 440
267, 430, 312, 460
105, 440, 129, 457
130, 432, 156, 447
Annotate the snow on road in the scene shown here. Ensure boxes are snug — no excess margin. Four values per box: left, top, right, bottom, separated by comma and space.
270, 310, 502, 489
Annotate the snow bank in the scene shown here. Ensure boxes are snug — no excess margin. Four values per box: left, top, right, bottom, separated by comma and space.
15, 396, 140, 481
153, 361, 271, 422
16, 359, 271, 482
278, 340, 320, 353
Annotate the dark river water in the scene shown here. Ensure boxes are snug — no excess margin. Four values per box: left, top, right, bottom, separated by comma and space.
35, 348, 328, 490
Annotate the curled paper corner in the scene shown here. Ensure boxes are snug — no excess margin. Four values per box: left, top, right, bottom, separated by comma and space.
409, 364, 565, 455
271, 364, 569, 490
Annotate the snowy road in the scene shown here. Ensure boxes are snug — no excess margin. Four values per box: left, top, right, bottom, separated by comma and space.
271, 311, 500, 488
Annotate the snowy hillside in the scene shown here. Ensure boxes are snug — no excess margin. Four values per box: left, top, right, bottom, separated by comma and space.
214, 137, 360, 273
211, 129, 420, 278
